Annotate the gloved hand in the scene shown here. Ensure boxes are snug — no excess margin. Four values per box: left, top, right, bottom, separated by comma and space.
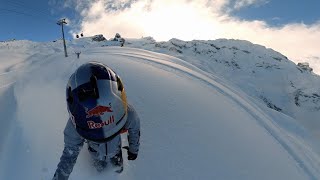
123, 146, 138, 160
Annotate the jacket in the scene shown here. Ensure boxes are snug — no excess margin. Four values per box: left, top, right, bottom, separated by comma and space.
53, 104, 140, 179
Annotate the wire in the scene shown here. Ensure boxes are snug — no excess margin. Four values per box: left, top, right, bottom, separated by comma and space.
0, 0, 59, 24
0, 8, 57, 25
6, 0, 53, 18
0, 8, 37, 18
0, 1, 71, 41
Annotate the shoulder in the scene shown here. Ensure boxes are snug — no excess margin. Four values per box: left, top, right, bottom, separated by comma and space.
127, 103, 139, 119
127, 103, 135, 113
64, 119, 84, 146
124, 103, 140, 127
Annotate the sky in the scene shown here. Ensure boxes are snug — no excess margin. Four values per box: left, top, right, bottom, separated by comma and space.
0, 0, 319, 72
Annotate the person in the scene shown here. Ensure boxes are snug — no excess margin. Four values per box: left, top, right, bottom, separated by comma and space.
120, 38, 125, 47
53, 62, 140, 180
75, 51, 81, 59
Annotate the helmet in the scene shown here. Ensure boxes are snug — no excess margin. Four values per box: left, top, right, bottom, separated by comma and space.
66, 61, 128, 142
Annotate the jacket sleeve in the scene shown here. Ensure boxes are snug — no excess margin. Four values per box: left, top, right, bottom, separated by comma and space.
124, 104, 141, 154
53, 119, 84, 180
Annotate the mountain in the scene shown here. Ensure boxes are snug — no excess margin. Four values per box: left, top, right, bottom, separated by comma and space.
124, 37, 320, 138
0, 37, 320, 179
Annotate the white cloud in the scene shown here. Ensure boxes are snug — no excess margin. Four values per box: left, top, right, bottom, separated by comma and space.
233, 0, 269, 10
66, 0, 320, 74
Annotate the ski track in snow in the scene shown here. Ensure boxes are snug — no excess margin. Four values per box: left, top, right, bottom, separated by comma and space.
0, 52, 60, 90
0, 46, 320, 179
89, 47, 320, 179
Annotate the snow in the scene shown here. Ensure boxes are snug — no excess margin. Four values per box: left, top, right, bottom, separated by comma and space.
123, 37, 320, 139
0, 38, 320, 179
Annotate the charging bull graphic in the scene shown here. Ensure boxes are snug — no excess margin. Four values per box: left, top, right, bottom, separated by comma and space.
85, 103, 113, 118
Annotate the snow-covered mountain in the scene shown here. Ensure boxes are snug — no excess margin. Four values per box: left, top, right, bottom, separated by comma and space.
0, 37, 320, 180
124, 37, 320, 138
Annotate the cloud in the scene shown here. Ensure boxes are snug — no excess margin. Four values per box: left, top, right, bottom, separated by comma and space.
232, 0, 269, 10
62, 0, 320, 74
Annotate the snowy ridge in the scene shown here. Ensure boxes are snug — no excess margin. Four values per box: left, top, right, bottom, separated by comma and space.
0, 38, 320, 179
123, 37, 320, 138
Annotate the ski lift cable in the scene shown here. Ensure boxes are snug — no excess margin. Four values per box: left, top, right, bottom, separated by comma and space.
4, 0, 62, 24
6, 0, 54, 18
0, 8, 57, 25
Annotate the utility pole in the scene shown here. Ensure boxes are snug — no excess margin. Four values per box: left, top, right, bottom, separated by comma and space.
57, 18, 68, 57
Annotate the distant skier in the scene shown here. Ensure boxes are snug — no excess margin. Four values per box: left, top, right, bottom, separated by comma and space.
53, 62, 140, 180
75, 51, 81, 59
120, 38, 125, 47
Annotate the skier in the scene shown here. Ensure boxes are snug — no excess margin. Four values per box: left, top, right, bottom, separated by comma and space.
53, 62, 140, 180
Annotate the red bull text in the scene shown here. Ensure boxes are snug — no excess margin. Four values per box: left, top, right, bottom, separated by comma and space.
87, 115, 115, 129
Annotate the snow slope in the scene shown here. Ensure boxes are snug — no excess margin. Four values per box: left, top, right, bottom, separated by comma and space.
120, 37, 320, 139
68, 36, 320, 138
0, 40, 320, 179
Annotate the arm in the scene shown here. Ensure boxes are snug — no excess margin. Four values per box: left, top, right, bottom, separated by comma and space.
124, 104, 141, 155
53, 119, 84, 180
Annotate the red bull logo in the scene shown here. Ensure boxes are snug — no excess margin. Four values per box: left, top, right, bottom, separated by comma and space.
87, 115, 115, 129
85, 104, 113, 118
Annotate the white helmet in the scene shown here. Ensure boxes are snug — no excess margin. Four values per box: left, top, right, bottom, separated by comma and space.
66, 61, 128, 142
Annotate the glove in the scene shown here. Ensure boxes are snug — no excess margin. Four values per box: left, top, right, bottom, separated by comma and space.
123, 146, 138, 160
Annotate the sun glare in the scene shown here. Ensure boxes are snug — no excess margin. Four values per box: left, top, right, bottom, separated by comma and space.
141, 2, 218, 41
